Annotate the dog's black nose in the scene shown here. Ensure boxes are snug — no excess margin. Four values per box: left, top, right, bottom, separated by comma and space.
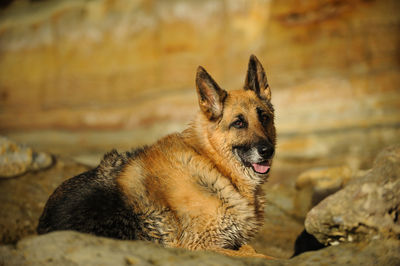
258, 145, 275, 158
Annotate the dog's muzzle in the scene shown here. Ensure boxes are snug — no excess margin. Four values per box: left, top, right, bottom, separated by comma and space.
233, 141, 275, 175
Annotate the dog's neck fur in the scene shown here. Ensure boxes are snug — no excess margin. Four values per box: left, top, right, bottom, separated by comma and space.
182, 113, 260, 201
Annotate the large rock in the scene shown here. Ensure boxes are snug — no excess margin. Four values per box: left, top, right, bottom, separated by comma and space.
1, 231, 399, 266
305, 145, 400, 245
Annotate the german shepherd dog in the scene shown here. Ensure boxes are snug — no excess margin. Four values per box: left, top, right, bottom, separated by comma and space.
37, 55, 276, 259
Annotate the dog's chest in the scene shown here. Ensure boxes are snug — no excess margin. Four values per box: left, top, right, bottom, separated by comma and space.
165, 175, 263, 250
216, 186, 262, 247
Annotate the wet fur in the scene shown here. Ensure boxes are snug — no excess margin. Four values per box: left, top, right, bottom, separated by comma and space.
38, 55, 276, 259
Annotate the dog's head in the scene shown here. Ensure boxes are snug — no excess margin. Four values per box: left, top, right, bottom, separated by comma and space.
195, 55, 276, 183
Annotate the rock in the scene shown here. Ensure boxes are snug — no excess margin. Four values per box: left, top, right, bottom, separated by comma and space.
290, 238, 400, 266
0, 231, 276, 266
305, 145, 400, 246
293, 166, 369, 218
296, 166, 354, 191
30, 151, 53, 172
1, 231, 399, 265
0, 136, 53, 178
0, 156, 90, 244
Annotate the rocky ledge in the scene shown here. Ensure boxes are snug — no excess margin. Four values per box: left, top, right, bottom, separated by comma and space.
0, 231, 399, 266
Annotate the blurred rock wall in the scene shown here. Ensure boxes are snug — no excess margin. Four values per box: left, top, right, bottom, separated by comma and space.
0, 0, 399, 171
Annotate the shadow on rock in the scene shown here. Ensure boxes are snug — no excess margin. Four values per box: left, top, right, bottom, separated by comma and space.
292, 229, 325, 257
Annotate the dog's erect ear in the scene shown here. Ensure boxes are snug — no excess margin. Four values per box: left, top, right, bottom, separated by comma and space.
244, 55, 271, 101
196, 66, 227, 120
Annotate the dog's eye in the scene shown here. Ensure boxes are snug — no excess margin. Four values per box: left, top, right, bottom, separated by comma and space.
257, 107, 271, 126
261, 114, 270, 124
231, 117, 247, 129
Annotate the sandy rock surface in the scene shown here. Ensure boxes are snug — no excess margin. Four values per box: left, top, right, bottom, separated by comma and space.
0, 153, 89, 244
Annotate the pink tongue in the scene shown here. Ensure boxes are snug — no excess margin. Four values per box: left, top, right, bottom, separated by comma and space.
252, 163, 270, 174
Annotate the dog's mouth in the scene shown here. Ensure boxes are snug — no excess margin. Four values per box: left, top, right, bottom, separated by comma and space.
232, 145, 274, 175
250, 161, 271, 175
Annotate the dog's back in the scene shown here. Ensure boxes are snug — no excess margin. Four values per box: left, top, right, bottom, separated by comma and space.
37, 150, 141, 239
